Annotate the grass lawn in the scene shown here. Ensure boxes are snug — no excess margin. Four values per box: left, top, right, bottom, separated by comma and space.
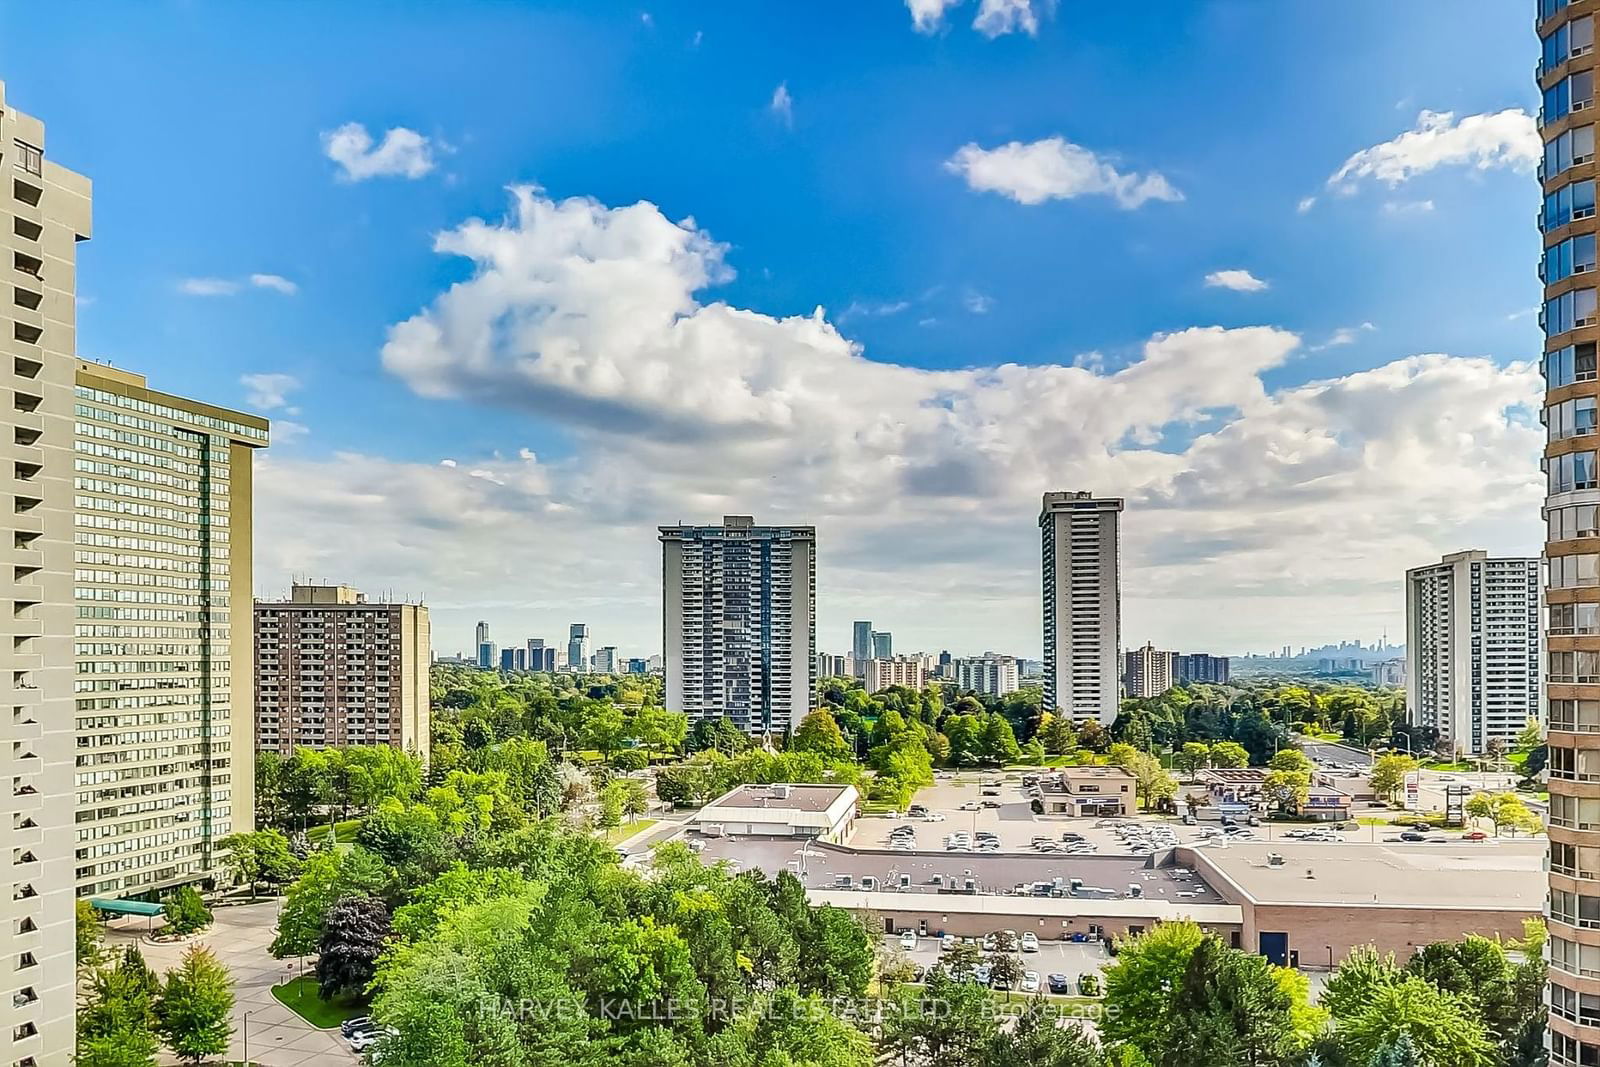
271, 976, 365, 1029
603, 818, 658, 844
305, 819, 361, 845
1422, 760, 1471, 772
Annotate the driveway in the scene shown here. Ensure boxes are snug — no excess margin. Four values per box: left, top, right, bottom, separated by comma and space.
106, 900, 358, 1066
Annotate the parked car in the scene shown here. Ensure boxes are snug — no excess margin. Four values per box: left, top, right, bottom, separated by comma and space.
349, 1028, 397, 1053
922, 812, 947, 822
1020, 932, 1039, 953
1047, 973, 1071, 994
1020, 971, 1041, 994
960, 802, 980, 811
1397, 831, 1426, 842
981, 800, 1001, 809
972, 965, 992, 986
341, 1017, 375, 1037
1464, 830, 1489, 841
899, 930, 917, 951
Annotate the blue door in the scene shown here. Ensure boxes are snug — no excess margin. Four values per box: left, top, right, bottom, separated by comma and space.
1259, 931, 1288, 966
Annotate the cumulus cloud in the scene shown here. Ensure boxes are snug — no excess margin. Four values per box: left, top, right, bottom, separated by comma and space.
972, 0, 1043, 38
240, 372, 301, 411
178, 277, 239, 296
1309, 322, 1377, 351
770, 83, 794, 127
253, 186, 1547, 655
906, 0, 964, 32
322, 122, 436, 181
1204, 269, 1268, 293
945, 136, 1182, 209
1327, 108, 1539, 193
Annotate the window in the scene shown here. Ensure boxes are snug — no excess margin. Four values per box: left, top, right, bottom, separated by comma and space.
1545, 16, 1596, 73
1545, 233, 1599, 282
1549, 396, 1600, 440
1543, 0, 1571, 22
1550, 697, 1600, 729
1551, 744, 1600, 779
1547, 125, 1598, 178
1547, 70, 1597, 122
1545, 179, 1597, 230
1548, 650, 1600, 682
10, 141, 40, 178
1545, 288, 1599, 334
1546, 341, 1600, 386
1549, 449, 1599, 492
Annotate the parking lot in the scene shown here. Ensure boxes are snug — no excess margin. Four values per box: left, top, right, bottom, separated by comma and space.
881, 932, 1112, 992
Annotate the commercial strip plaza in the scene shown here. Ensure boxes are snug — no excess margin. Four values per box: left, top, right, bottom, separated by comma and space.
679, 772, 1546, 971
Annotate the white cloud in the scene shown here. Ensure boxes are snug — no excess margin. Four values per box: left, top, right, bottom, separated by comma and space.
249, 273, 299, 295
1309, 322, 1377, 351
1296, 196, 1317, 214
945, 136, 1182, 209
906, 0, 964, 32
769, 83, 794, 128
1204, 269, 1269, 293
964, 290, 995, 314
178, 277, 240, 296
272, 420, 310, 444
240, 372, 302, 411
840, 299, 911, 322
292, 186, 1544, 655
972, 0, 1042, 37
1328, 109, 1539, 193
1382, 199, 1435, 215
321, 122, 436, 182
1507, 306, 1540, 321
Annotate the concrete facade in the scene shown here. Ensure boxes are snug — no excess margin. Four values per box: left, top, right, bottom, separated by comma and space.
0, 79, 90, 1067
865, 655, 925, 692
691, 783, 858, 841
1124, 642, 1177, 699
1040, 492, 1122, 724
73, 362, 268, 901
254, 584, 431, 760
1405, 549, 1541, 752
660, 516, 815, 735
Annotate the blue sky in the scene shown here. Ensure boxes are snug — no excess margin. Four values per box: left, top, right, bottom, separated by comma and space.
0, 1, 1550, 659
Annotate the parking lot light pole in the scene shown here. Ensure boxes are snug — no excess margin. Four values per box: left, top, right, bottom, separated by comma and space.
243, 1008, 256, 1066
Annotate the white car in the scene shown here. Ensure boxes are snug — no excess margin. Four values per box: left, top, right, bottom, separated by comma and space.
1021, 970, 1041, 993
922, 812, 947, 822
941, 934, 956, 952
349, 1027, 396, 1052
1020, 932, 1039, 952
899, 931, 917, 951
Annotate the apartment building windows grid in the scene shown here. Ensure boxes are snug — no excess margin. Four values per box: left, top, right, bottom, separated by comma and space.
1542, 4, 1600, 1051
661, 516, 815, 736
1039, 492, 1122, 724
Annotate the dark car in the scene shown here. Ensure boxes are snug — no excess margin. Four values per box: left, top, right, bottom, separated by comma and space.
1398, 831, 1426, 842
1047, 973, 1071, 994
1060, 832, 1084, 842
1410, 822, 1432, 832
341, 1017, 376, 1037
981, 800, 1001, 809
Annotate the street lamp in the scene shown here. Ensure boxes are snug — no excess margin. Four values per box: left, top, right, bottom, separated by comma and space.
243, 1008, 256, 1066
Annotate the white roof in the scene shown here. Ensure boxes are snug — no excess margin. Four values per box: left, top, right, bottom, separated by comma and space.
806, 888, 1244, 924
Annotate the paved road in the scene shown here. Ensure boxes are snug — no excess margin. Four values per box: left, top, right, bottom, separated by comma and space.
1299, 740, 1374, 767
106, 900, 358, 1067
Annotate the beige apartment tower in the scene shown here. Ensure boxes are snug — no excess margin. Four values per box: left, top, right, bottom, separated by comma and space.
254, 584, 431, 759
0, 80, 90, 1067
73, 362, 267, 902
1040, 492, 1123, 724
1541, 2, 1600, 1061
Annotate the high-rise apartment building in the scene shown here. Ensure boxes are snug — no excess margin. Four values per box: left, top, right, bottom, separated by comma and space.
1539, 8, 1600, 1054
816, 652, 848, 678
1174, 652, 1231, 685
865, 655, 925, 692
500, 647, 525, 671
1405, 550, 1540, 753
851, 621, 873, 672
1040, 491, 1122, 724
254, 583, 430, 760
1, 81, 91, 1066
871, 631, 893, 658
953, 653, 1020, 697
1124, 642, 1177, 699
594, 646, 618, 673
567, 623, 590, 673
660, 515, 815, 735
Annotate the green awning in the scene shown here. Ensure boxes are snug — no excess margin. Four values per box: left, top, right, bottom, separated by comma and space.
88, 898, 164, 917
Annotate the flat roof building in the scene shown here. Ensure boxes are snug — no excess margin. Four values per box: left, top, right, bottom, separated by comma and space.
661, 516, 816, 735
1040, 492, 1122, 724
254, 584, 430, 759
1038, 766, 1135, 816
74, 361, 268, 905
1, 79, 93, 1066
690, 783, 857, 842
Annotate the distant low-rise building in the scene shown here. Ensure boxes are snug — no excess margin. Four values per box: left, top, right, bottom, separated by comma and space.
691, 783, 858, 842
1036, 766, 1135, 816
865, 655, 925, 692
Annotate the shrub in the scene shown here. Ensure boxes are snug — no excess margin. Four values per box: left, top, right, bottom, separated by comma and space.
162, 886, 212, 935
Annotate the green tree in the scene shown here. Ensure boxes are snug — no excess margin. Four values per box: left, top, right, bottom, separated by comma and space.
1267, 748, 1313, 774
271, 846, 390, 958
612, 748, 650, 772
1101, 919, 1206, 1057
1262, 769, 1311, 813
1174, 741, 1211, 778
598, 779, 625, 829
1209, 741, 1249, 768
217, 829, 299, 900
77, 897, 104, 969
880, 969, 996, 1065
1514, 718, 1543, 751
1322, 945, 1399, 1021
79, 948, 160, 1067
1369, 754, 1420, 801
1159, 936, 1318, 1066
1366, 1032, 1425, 1067
317, 894, 393, 1000
794, 709, 851, 760
980, 1007, 1105, 1067
1038, 713, 1078, 755
154, 944, 234, 1065
162, 885, 212, 935
1337, 976, 1494, 1067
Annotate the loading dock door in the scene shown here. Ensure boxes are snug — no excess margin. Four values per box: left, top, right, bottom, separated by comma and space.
1259, 931, 1288, 967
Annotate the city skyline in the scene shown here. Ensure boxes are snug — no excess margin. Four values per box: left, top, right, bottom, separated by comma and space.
1, 3, 1546, 660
